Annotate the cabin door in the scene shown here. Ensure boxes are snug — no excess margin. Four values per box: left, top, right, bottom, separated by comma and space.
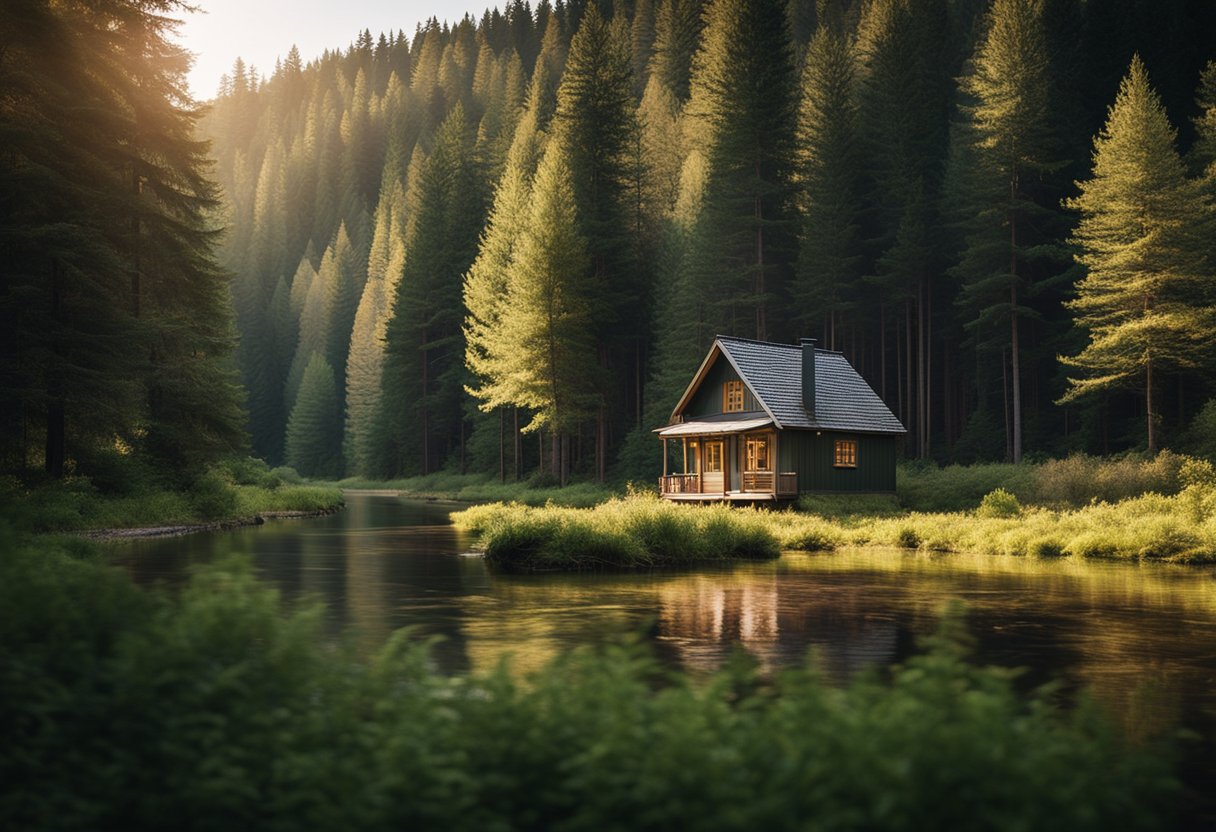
702, 440, 725, 493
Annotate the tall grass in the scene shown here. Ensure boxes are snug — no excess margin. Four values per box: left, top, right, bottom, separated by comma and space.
455, 496, 779, 570
0, 534, 1177, 831
896, 451, 1189, 512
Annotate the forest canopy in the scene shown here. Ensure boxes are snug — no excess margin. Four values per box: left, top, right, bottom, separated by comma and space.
3, 0, 1216, 485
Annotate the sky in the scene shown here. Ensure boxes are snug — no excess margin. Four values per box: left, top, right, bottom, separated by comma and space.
177, 0, 488, 100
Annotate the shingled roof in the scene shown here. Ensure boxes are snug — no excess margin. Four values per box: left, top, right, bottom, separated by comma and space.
673, 335, 906, 435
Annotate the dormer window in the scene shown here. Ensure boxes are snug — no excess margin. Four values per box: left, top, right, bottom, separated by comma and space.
723, 380, 744, 412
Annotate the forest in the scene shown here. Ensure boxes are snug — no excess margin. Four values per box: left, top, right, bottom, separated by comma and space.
3, 0, 1216, 489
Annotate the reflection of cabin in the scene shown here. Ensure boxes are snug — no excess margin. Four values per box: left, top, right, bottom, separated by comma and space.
655, 336, 905, 501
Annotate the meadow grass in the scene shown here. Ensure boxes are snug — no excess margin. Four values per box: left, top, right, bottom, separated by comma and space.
456, 460, 1216, 568
0, 532, 1177, 831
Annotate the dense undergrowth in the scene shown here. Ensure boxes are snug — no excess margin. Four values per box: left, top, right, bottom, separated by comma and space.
457, 457, 1216, 567
1, 457, 342, 533
0, 532, 1176, 831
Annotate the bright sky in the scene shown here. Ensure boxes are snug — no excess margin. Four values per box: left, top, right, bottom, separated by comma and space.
177, 0, 490, 100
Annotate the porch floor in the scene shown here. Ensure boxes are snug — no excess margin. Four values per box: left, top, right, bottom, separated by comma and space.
662, 491, 781, 502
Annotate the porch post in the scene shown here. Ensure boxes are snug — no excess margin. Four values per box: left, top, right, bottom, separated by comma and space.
663, 438, 668, 477
682, 438, 687, 474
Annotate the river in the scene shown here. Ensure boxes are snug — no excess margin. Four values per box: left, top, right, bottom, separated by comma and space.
111, 491, 1216, 821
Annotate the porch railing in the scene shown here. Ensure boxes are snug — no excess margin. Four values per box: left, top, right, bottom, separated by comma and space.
741, 471, 774, 492
659, 473, 701, 494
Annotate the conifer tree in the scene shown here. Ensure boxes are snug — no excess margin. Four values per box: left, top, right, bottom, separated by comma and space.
285, 353, 343, 478
792, 26, 864, 347
1062, 57, 1216, 452
687, 0, 799, 342
481, 147, 597, 485
952, 0, 1070, 463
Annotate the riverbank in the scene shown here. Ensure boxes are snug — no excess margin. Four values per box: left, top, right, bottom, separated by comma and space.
455, 465, 1216, 569
1, 458, 344, 535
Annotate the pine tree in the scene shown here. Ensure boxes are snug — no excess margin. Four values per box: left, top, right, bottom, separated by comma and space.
285, 353, 343, 478
686, 0, 799, 342
952, 0, 1071, 463
792, 26, 865, 347
480, 146, 598, 485
1062, 57, 1216, 452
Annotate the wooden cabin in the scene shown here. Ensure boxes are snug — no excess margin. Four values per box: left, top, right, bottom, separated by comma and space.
656, 336, 906, 501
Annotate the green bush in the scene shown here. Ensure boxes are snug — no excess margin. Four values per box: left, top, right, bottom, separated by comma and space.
188, 472, 239, 520
978, 488, 1022, 518
0, 539, 1177, 832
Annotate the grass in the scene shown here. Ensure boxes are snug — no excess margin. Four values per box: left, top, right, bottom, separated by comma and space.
454, 496, 779, 570
0, 457, 343, 534
456, 457, 1216, 568
0, 532, 1178, 831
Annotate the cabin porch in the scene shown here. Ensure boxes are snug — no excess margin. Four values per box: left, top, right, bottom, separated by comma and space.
655, 419, 798, 501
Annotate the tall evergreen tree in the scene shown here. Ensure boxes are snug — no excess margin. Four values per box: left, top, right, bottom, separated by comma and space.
952, 0, 1071, 463
285, 353, 343, 478
792, 26, 865, 348
1062, 57, 1216, 452
687, 0, 799, 342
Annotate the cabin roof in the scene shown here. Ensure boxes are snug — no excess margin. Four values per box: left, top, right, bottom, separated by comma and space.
669, 335, 906, 435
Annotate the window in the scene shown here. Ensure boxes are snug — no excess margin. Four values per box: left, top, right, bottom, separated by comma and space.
834, 439, 857, 468
745, 435, 771, 471
705, 441, 723, 473
687, 440, 700, 474
723, 380, 745, 412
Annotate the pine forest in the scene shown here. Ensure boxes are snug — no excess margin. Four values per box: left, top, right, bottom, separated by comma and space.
4, 0, 1216, 485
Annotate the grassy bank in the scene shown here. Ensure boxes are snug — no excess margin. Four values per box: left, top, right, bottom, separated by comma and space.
457, 459, 1216, 567
456, 497, 779, 570
0, 533, 1176, 831
328, 471, 617, 507
1, 457, 343, 534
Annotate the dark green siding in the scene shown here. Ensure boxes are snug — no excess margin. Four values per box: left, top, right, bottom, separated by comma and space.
778, 430, 897, 493
685, 357, 763, 417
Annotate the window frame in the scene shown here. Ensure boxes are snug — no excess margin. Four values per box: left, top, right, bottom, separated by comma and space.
722, 380, 745, 413
704, 440, 724, 473
744, 433, 772, 472
833, 438, 858, 469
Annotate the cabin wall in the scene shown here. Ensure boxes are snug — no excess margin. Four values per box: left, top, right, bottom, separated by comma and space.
684, 358, 763, 418
778, 431, 897, 493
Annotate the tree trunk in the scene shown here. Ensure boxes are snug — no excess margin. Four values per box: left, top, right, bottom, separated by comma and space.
499, 408, 505, 483
1147, 355, 1156, 453
514, 407, 521, 481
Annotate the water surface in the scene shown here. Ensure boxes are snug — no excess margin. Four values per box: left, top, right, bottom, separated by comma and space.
112, 492, 1216, 817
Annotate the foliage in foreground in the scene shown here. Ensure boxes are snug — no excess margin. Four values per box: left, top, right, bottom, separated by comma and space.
0, 536, 1175, 831
0, 457, 342, 533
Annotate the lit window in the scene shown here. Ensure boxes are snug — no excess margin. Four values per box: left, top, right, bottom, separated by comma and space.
834, 439, 857, 468
723, 380, 745, 412
705, 441, 723, 472
687, 440, 700, 473
745, 435, 771, 471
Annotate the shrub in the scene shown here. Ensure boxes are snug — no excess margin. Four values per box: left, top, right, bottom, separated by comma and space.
189, 472, 239, 520
978, 488, 1022, 518
0, 541, 1178, 832
897, 527, 921, 549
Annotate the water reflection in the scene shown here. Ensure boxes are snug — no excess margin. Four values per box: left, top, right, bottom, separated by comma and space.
111, 492, 1216, 810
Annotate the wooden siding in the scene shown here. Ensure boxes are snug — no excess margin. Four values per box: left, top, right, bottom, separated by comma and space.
684, 356, 763, 418
778, 430, 897, 492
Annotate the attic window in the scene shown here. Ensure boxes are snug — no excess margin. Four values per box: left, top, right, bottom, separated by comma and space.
723, 380, 745, 412
833, 439, 857, 468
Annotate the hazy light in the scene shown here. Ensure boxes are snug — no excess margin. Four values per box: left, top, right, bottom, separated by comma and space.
178, 0, 489, 100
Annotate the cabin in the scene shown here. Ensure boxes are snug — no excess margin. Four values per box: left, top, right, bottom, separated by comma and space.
655, 336, 905, 501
